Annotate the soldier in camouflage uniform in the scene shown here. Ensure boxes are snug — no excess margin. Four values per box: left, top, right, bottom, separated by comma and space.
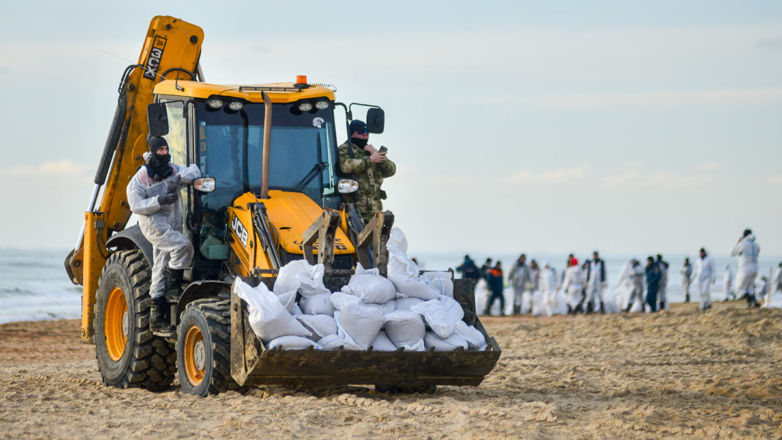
338, 120, 396, 224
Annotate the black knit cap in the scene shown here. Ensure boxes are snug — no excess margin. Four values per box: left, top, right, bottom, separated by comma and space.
148, 136, 169, 154
349, 120, 367, 135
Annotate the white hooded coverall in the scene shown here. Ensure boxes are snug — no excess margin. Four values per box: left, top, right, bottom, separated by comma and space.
127, 163, 201, 298
731, 235, 760, 296
585, 259, 606, 311
723, 265, 734, 300
562, 265, 584, 309
541, 266, 560, 316
693, 256, 715, 309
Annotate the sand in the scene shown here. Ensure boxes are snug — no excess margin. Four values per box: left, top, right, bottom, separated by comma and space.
1, 302, 781, 439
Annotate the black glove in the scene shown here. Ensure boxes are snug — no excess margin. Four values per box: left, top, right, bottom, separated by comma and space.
165, 174, 182, 193
158, 194, 177, 205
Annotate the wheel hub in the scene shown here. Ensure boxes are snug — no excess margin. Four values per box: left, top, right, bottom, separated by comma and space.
194, 340, 206, 371
122, 311, 129, 338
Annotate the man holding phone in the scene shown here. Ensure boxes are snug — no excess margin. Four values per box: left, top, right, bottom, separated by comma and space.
338, 119, 396, 223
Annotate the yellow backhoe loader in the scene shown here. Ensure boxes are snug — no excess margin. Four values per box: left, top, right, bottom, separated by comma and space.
65, 15, 499, 396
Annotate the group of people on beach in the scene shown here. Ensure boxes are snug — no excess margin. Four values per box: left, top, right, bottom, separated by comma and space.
457, 229, 779, 316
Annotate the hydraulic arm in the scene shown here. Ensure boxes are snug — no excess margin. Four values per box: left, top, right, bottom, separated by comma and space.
65, 16, 204, 340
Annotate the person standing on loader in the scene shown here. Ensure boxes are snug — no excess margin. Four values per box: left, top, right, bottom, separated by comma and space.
126, 136, 200, 335
338, 120, 396, 224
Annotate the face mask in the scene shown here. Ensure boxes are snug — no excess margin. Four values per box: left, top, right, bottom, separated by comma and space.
351, 137, 368, 150
148, 152, 173, 180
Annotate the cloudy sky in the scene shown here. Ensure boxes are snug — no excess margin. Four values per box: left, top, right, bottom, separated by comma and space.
1, 1, 780, 257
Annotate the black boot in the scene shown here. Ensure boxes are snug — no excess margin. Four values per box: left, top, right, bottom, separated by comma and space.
600, 301, 605, 314
659, 301, 666, 310
150, 296, 175, 335
165, 267, 184, 299
513, 305, 521, 315
747, 294, 760, 308
685, 293, 690, 303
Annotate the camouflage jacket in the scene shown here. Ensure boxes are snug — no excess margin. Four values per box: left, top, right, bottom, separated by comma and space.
338, 141, 396, 223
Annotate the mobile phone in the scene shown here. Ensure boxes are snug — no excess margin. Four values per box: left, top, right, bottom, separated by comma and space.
379, 146, 388, 153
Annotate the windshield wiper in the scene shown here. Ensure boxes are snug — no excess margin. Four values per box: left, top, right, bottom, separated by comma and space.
294, 162, 328, 192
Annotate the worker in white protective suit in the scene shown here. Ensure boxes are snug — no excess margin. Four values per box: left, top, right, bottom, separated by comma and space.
127, 136, 201, 335
692, 248, 715, 310
681, 258, 693, 303
508, 254, 531, 315
584, 251, 608, 314
774, 263, 782, 294
541, 261, 560, 316
562, 257, 584, 315
624, 259, 645, 312
731, 229, 761, 308
722, 265, 735, 301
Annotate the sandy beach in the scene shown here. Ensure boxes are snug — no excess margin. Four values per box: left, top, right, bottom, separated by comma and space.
1, 302, 780, 439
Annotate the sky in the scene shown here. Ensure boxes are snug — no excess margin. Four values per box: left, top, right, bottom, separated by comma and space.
0, 1, 780, 258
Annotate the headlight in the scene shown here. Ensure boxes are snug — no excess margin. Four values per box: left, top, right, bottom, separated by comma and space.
315, 100, 329, 110
207, 99, 223, 109
228, 101, 243, 111
194, 177, 216, 193
298, 102, 313, 112
337, 179, 359, 194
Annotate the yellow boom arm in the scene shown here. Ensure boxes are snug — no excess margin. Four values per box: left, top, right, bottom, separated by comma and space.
66, 16, 203, 340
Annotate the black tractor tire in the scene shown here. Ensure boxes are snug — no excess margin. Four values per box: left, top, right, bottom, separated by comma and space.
176, 298, 240, 396
94, 250, 176, 391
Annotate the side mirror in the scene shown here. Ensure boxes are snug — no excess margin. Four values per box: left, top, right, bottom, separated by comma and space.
194, 177, 216, 193
147, 103, 169, 137
337, 179, 359, 194
366, 107, 385, 134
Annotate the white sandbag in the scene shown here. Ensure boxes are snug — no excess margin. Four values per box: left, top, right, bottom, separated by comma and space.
411, 296, 464, 338
394, 297, 424, 311
273, 260, 330, 298
266, 335, 319, 350
545, 290, 569, 316
421, 271, 454, 298
342, 264, 397, 304
370, 331, 397, 352
424, 331, 469, 351
334, 305, 384, 350
233, 278, 311, 343
530, 290, 546, 316
291, 304, 304, 316
296, 314, 338, 341
277, 290, 297, 313
364, 300, 396, 315
383, 310, 426, 349
299, 293, 335, 316
387, 228, 440, 300
763, 292, 782, 309
454, 320, 487, 350
330, 291, 361, 311
318, 331, 362, 351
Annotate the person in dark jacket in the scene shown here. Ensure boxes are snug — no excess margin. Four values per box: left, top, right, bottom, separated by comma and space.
480, 258, 493, 283
456, 254, 481, 293
484, 261, 505, 316
645, 256, 661, 312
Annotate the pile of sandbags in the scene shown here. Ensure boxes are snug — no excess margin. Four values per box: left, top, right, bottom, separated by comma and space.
233, 227, 487, 352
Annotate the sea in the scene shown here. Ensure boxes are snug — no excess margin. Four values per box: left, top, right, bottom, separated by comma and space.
0, 248, 779, 324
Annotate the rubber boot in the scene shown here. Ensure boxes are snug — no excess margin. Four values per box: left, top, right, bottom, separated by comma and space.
150, 296, 175, 335
600, 301, 605, 314
747, 294, 759, 308
165, 267, 184, 299
685, 293, 690, 303
659, 301, 666, 311
513, 305, 521, 315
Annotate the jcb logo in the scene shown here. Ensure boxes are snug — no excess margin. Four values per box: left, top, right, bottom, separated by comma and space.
143, 36, 167, 80
231, 216, 249, 247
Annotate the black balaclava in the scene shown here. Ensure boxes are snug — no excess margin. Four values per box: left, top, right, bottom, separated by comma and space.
349, 119, 369, 151
147, 136, 173, 180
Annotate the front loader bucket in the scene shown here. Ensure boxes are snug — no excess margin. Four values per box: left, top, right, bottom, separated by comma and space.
230, 276, 501, 388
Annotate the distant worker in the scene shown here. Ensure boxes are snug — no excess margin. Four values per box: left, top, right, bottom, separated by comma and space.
624, 259, 645, 312
509, 254, 531, 315
338, 120, 396, 224
562, 257, 584, 315
645, 256, 661, 312
127, 136, 201, 335
541, 261, 560, 316
529, 260, 541, 293
656, 255, 669, 310
757, 276, 769, 303
774, 263, 782, 294
722, 264, 735, 301
456, 255, 481, 293
730, 229, 761, 308
693, 248, 716, 310
681, 258, 693, 303
585, 251, 608, 314
484, 261, 505, 316
480, 258, 494, 284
